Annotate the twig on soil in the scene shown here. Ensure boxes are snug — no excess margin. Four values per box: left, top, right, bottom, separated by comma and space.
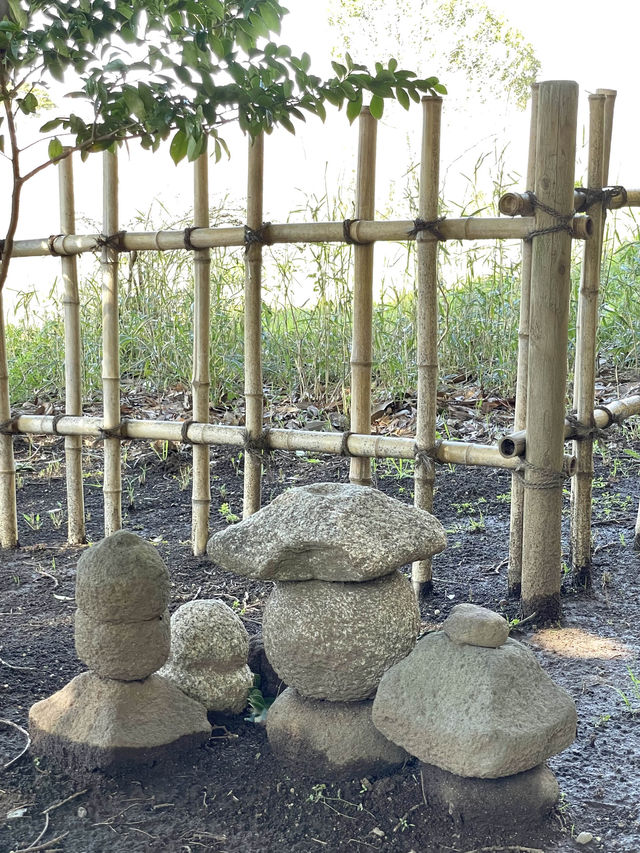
508, 611, 538, 632
458, 846, 545, 853
35, 567, 59, 589
420, 767, 428, 806
11, 811, 70, 852
41, 788, 88, 814
0, 656, 35, 671
1, 718, 31, 769
347, 840, 378, 849
210, 725, 239, 740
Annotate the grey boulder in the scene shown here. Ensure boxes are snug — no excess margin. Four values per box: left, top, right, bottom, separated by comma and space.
267, 687, 409, 780
263, 571, 420, 701
207, 482, 446, 582
372, 631, 576, 778
443, 603, 509, 648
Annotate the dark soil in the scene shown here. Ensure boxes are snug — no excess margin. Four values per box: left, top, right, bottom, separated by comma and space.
1, 426, 640, 853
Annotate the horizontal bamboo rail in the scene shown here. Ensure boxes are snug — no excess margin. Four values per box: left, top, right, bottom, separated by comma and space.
7, 215, 594, 259
5, 413, 547, 471
499, 395, 640, 457
500, 188, 640, 216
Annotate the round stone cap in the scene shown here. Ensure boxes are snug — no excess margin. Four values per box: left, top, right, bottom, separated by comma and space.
443, 603, 509, 648
76, 530, 170, 622
166, 599, 249, 669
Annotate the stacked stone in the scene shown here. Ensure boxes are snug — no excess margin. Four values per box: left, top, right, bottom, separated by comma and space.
208, 482, 447, 779
159, 599, 254, 714
29, 531, 211, 770
372, 603, 577, 829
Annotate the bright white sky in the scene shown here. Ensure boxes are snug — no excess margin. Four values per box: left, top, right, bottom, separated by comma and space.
3, 0, 640, 308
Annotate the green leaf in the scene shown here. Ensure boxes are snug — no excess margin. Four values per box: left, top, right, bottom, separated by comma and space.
331, 61, 346, 79
48, 137, 63, 160
169, 129, 188, 164
395, 86, 410, 110
346, 89, 362, 123
369, 94, 384, 120
40, 118, 63, 132
434, 83, 448, 94
7, 0, 27, 28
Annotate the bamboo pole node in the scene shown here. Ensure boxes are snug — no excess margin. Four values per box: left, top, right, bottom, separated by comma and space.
152, 231, 166, 251
0, 415, 21, 434
414, 441, 443, 470
342, 218, 371, 246
47, 234, 65, 256
574, 185, 627, 212
340, 431, 354, 457
180, 418, 195, 444
241, 427, 271, 461
409, 217, 447, 241
523, 193, 574, 242
243, 222, 273, 250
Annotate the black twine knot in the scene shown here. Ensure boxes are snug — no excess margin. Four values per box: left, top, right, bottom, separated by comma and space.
594, 404, 621, 427
409, 217, 447, 240
342, 218, 370, 246
244, 223, 272, 252
242, 427, 271, 461
414, 440, 443, 469
576, 185, 627, 212
566, 412, 608, 442
513, 458, 568, 489
97, 231, 127, 252
97, 422, 125, 441
180, 418, 195, 444
0, 415, 21, 434
340, 431, 354, 457
51, 414, 66, 435
48, 235, 65, 257
524, 192, 574, 242
183, 227, 201, 250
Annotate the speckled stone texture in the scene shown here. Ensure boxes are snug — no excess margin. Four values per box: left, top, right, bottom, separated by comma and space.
420, 761, 560, 828
267, 688, 409, 780
158, 600, 253, 713
76, 530, 170, 622
442, 603, 509, 648
75, 607, 170, 681
263, 571, 420, 701
372, 631, 576, 778
29, 672, 211, 770
207, 482, 446, 582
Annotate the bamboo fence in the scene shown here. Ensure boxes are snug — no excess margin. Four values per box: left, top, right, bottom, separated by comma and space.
0, 87, 638, 617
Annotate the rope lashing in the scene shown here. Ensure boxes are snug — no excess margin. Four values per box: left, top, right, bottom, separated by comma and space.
524, 192, 574, 242
96, 421, 126, 441
96, 231, 127, 251
47, 235, 65, 257
565, 412, 608, 442
340, 431, 354, 457
242, 427, 271, 461
342, 218, 371, 246
183, 227, 201, 250
513, 458, 569, 490
414, 441, 443, 470
0, 415, 21, 434
243, 223, 272, 252
594, 404, 622, 427
409, 217, 447, 241
51, 414, 66, 435
575, 185, 627, 212
180, 418, 194, 444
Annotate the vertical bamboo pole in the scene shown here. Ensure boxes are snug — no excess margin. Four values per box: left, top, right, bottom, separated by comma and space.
508, 84, 539, 597
521, 80, 579, 622
412, 95, 442, 598
192, 147, 211, 552
243, 133, 265, 518
59, 152, 86, 544
0, 288, 18, 547
101, 148, 122, 536
349, 107, 377, 487
635, 503, 640, 551
570, 94, 607, 584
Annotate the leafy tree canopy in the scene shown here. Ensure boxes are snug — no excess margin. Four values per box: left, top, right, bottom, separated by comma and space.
0, 0, 446, 168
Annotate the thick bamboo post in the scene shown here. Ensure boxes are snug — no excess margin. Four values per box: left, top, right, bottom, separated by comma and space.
349, 107, 377, 487
191, 148, 211, 553
508, 83, 539, 596
412, 95, 442, 598
521, 80, 579, 622
570, 93, 610, 584
0, 288, 18, 547
59, 153, 86, 544
243, 133, 265, 518
101, 148, 122, 536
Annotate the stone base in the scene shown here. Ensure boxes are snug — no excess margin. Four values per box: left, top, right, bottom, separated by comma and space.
420, 761, 559, 829
29, 671, 211, 771
267, 687, 409, 780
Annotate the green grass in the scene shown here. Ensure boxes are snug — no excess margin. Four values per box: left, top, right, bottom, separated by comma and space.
5, 194, 640, 412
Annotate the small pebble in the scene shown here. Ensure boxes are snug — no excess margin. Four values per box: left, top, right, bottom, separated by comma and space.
77, 806, 88, 818
576, 830, 594, 845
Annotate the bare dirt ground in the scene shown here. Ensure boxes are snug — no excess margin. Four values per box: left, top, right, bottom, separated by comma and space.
1, 418, 639, 853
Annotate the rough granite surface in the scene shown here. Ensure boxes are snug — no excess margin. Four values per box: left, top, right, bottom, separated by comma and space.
442, 603, 509, 648
207, 482, 446, 582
